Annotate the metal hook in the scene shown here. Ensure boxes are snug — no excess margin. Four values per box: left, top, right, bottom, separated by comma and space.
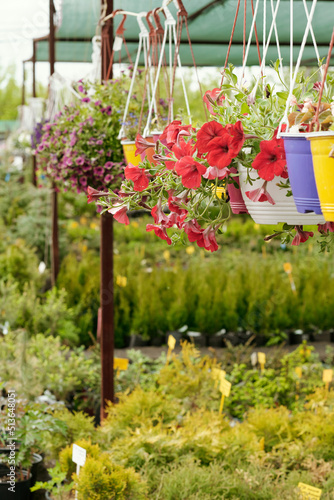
153, 9, 165, 35
115, 13, 127, 37
162, 1, 176, 25
174, 0, 187, 18
137, 12, 148, 36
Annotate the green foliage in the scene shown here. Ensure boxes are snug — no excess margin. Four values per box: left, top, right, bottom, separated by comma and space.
0, 66, 21, 120
31, 462, 74, 499
59, 439, 101, 480
75, 453, 148, 500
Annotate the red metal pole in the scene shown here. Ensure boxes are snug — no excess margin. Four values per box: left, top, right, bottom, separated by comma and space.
100, 0, 114, 420
49, 0, 59, 286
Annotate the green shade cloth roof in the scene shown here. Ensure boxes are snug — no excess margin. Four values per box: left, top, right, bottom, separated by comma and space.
0, 120, 19, 133
34, 0, 334, 66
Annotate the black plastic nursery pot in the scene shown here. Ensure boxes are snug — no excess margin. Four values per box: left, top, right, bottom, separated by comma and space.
0, 466, 31, 500
289, 331, 310, 345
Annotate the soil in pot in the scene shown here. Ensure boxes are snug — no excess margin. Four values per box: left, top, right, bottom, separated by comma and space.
0, 465, 31, 500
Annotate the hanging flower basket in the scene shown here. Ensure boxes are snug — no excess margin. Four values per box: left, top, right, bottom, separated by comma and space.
227, 167, 248, 215
282, 133, 322, 215
238, 163, 324, 225
121, 140, 141, 167
306, 132, 334, 221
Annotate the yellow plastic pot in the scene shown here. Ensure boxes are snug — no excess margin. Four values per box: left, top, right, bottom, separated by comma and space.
121, 140, 141, 166
307, 133, 334, 221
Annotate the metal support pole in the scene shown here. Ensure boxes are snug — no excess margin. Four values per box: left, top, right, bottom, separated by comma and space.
100, 0, 114, 421
49, 0, 59, 286
32, 42, 37, 187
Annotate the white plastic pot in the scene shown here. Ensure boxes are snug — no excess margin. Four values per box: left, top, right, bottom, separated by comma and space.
238, 164, 325, 225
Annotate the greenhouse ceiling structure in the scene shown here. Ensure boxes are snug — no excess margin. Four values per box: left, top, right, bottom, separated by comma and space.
31, 0, 334, 67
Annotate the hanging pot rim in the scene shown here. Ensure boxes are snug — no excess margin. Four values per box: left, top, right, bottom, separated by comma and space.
305, 131, 334, 139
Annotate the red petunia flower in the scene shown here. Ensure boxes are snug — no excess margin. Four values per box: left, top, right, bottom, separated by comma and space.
165, 138, 196, 170
135, 134, 155, 157
196, 121, 226, 155
245, 181, 275, 205
202, 165, 230, 180
108, 204, 129, 225
146, 224, 172, 245
151, 199, 169, 225
226, 121, 245, 155
183, 219, 204, 243
175, 156, 207, 189
124, 163, 150, 191
159, 120, 192, 150
291, 225, 314, 246
318, 222, 334, 233
196, 226, 219, 252
252, 138, 287, 181
206, 134, 235, 170
168, 191, 188, 215
203, 88, 225, 115
86, 186, 110, 203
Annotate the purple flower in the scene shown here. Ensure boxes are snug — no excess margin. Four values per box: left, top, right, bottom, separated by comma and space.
96, 140, 103, 145
83, 164, 91, 172
97, 149, 104, 155
37, 143, 45, 152
94, 166, 104, 176
78, 85, 85, 92
82, 97, 90, 103
64, 157, 73, 167
105, 161, 113, 169
101, 105, 112, 115
94, 100, 102, 106
87, 116, 94, 126
79, 177, 88, 186
70, 137, 77, 147
104, 174, 113, 183
76, 156, 85, 166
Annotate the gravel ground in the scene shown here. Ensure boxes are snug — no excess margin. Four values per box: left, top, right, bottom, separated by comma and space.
115, 341, 332, 361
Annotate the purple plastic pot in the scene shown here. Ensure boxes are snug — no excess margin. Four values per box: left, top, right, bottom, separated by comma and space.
282, 134, 322, 215
227, 168, 249, 214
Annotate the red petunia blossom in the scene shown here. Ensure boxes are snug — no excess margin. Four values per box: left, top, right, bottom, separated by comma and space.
252, 138, 287, 181
196, 121, 226, 155
146, 224, 172, 245
203, 165, 230, 180
318, 222, 334, 233
203, 88, 225, 115
159, 120, 192, 150
226, 121, 245, 155
272, 124, 287, 139
87, 186, 110, 203
168, 191, 188, 215
245, 181, 275, 205
175, 156, 207, 189
151, 199, 169, 225
291, 225, 314, 246
165, 212, 187, 228
196, 226, 219, 252
165, 138, 196, 170
135, 134, 155, 156
124, 163, 150, 191
183, 219, 204, 243
108, 204, 129, 225
206, 134, 235, 170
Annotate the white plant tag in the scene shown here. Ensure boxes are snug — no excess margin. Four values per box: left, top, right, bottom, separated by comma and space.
72, 444, 87, 467
113, 36, 123, 52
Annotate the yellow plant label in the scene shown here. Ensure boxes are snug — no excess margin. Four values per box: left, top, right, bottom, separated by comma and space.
163, 250, 170, 261
219, 378, 231, 397
295, 367, 302, 379
168, 335, 176, 350
259, 437, 265, 451
114, 358, 129, 371
298, 482, 322, 499
322, 369, 333, 383
283, 262, 292, 273
258, 352, 266, 365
